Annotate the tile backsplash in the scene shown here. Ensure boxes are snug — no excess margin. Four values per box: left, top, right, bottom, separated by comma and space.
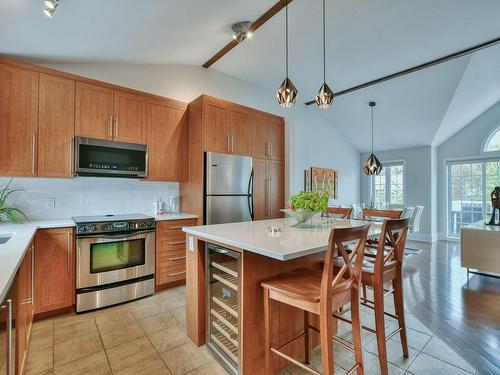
0, 177, 179, 220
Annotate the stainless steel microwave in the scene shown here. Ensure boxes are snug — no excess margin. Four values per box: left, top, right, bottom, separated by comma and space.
75, 137, 148, 178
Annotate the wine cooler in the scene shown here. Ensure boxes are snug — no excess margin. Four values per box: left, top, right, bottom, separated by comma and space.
206, 243, 241, 375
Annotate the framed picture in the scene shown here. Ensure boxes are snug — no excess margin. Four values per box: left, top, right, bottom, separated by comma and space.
304, 167, 337, 198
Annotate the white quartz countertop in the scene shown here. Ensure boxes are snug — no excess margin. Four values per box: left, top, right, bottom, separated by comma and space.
154, 213, 198, 221
183, 217, 381, 261
0, 213, 197, 303
463, 221, 500, 232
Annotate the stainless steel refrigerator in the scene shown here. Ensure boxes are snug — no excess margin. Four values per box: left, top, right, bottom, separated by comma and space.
205, 152, 253, 225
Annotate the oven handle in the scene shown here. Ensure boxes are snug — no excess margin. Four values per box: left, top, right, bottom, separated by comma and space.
77, 230, 155, 239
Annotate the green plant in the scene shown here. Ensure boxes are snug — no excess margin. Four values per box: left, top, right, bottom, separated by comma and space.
0, 179, 29, 224
290, 191, 329, 212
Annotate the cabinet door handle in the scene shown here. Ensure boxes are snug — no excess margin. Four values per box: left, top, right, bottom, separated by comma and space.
231, 135, 234, 153
269, 141, 273, 158
108, 117, 113, 138
67, 232, 71, 273
265, 141, 270, 157
114, 117, 119, 138
31, 245, 35, 307
268, 178, 272, 217
68, 138, 73, 176
169, 240, 186, 245
6, 299, 13, 375
169, 270, 186, 277
227, 134, 231, 152
31, 133, 36, 174
169, 255, 186, 261
169, 225, 184, 230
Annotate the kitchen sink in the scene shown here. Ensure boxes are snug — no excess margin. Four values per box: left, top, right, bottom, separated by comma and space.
0, 234, 13, 245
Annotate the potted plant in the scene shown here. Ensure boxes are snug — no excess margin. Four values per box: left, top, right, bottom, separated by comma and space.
285, 191, 329, 227
0, 179, 29, 224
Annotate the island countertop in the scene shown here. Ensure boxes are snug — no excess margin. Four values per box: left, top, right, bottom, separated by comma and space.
183, 217, 381, 261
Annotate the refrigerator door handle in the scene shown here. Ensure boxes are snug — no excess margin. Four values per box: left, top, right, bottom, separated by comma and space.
248, 169, 254, 220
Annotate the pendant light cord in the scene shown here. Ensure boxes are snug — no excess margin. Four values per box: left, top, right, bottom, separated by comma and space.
371, 105, 374, 154
285, 5, 289, 78
323, 0, 326, 84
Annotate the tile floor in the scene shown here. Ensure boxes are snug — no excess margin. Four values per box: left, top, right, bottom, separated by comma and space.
24, 285, 478, 375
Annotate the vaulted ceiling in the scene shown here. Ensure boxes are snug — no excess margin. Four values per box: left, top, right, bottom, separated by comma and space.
2, 0, 500, 152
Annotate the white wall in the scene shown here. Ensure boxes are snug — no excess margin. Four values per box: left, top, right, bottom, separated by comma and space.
360, 146, 436, 242
437, 101, 500, 238
1, 62, 360, 220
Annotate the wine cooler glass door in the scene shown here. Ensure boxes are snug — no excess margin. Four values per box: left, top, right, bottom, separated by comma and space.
206, 244, 240, 375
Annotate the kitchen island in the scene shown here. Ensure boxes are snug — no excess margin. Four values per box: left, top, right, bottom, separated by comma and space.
183, 217, 381, 374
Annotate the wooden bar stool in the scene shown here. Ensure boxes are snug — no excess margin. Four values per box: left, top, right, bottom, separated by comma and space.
335, 218, 410, 375
326, 207, 353, 219
261, 224, 371, 375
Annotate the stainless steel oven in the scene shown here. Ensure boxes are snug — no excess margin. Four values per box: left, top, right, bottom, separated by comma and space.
73, 214, 155, 312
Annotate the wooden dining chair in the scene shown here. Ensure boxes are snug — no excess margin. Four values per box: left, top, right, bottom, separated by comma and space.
362, 208, 402, 221
326, 207, 353, 219
334, 218, 410, 375
261, 224, 371, 375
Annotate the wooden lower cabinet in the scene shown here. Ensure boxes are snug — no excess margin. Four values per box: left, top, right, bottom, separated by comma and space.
15, 241, 34, 375
253, 158, 285, 220
156, 219, 197, 287
34, 227, 75, 315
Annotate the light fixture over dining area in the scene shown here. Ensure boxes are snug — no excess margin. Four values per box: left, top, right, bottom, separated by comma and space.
315, 0, 334, 108
276, 4, 298, 108
363, 101, 383, 175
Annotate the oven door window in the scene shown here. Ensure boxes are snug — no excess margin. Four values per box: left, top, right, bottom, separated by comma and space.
90, 239, 146, 274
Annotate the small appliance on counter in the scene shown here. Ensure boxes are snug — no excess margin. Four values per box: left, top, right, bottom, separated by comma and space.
72, 214, 155, 312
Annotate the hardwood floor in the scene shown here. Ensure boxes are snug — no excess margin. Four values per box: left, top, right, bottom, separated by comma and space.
403, 240, 500, 375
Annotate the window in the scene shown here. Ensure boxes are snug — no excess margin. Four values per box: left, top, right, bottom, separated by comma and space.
371, 162, 405, 208
447, 158, 500, 238
484, 127, 500, 152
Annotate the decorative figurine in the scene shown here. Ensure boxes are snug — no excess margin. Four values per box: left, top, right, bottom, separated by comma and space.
488, 186, 500, 225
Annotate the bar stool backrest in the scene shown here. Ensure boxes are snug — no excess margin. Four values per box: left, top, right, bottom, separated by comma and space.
321, 224, 371, 305
374, 218, 410, 274
326, 207, 353, 219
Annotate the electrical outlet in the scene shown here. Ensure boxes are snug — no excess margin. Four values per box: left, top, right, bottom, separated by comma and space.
46, 197, 56, 209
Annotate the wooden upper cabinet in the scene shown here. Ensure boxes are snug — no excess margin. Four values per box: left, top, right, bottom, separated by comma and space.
113, 90, 147, 144
38, 73, 75, 178
204, 96, 230, 153
34, 227, 74, 314
228, 104, 250, 155
269, 159, 285, 218
249, 112, 269, 159
75, 82, 113, 140
147, 97, 188, 182
268, 117, 285, 161
0, 64, 38, 176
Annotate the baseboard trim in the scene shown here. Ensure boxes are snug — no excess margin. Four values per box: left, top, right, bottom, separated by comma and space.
408, 232, 438, 243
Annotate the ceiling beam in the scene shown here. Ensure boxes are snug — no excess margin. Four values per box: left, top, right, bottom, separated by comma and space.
305, 35, 500, 105
202, 0, 294, 68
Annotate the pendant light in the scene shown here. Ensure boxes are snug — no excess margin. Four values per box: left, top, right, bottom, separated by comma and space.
363, 102, 383, 175
276, 4, 298, 107
315, 0, 334, 108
